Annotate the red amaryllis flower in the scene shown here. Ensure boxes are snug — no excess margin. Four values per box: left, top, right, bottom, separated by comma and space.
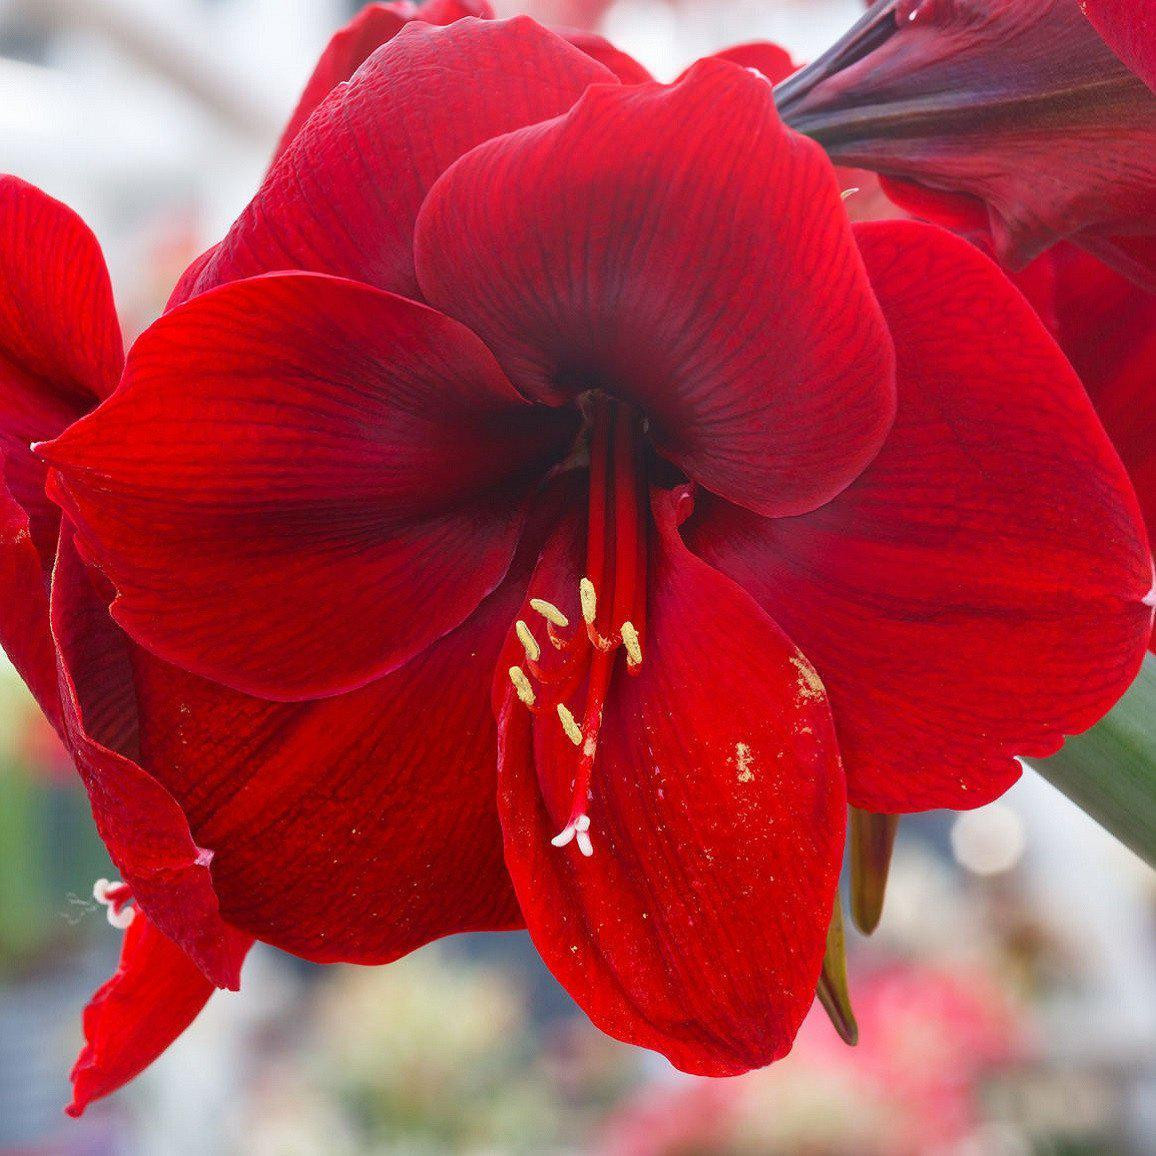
33, 13, 1154, 1090
774, 0, 1156, 287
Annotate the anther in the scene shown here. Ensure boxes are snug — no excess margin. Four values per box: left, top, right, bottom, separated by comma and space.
508, 666, 536, 707
515, 620, 541, 663
580, 577, 597, 626
620, 621, 642, 668
530, 598, 569, 628
556, 702, 583, 747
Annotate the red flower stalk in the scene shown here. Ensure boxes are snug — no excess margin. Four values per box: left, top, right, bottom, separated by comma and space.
774, 0, 1156, 286
1, 12, 1153, 1110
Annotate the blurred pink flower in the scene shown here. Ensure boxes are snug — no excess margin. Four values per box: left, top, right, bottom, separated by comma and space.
599, 964, 1030, 1156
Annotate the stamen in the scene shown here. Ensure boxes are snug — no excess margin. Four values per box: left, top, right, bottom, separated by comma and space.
508, 666, 536, 707
530, 598, 569, 628
620, 621, 642, 668
556, 702, 583, 747
531, 400, 647, 868
515, 620, 541, 663
580, 577, 597, 626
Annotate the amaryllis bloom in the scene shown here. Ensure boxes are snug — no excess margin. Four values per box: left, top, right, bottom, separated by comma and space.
3, 13, 1154, 1110
774, 0, 1156, 286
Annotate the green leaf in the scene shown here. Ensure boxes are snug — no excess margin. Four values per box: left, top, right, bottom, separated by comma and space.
1032, 654, 1156, 869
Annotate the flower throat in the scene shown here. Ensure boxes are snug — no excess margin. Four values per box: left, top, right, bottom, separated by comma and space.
507, 394, 649, 857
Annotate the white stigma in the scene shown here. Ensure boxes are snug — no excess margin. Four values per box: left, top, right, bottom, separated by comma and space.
107, 905, 136, 930
551, 812, 594, 857
92, 878, 136, 930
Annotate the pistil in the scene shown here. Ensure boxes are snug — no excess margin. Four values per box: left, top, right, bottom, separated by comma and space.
506, 395, 649, 860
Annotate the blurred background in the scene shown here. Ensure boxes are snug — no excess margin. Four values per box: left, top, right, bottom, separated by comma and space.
1, 1, 1154, 1153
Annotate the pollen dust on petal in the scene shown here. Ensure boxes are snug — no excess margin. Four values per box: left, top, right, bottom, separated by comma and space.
790, 654, 827, 704
733, 741, 755, 783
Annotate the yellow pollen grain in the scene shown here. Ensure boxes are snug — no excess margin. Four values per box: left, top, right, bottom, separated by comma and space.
620, 621, 642, 667
580, 577, 597, 625
790, 654, 827, 703
556, 702, 583, 747
508, 666, 536, 707
735, 741, 755, 783
530, 598, 569, 628
515, 619, 541, 663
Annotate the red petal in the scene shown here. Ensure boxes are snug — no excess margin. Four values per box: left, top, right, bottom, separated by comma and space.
1040, 244, 1156, 649
271, 0, 494, 163
777, 0, 1156, 286
126, 546, 532, 963
687, 222, 1153, 813
67, 913, 252, 1118
560, 29, 654, 83
0, 178, 121, 718
878, 176, 989, 236
0, 468, 60, 723
415, 58, 896, 517
43, 273, 575, 701
0, 176, 121, 411
125, 485, 589, 961
1082, 0, 1156, 91
51, 525, 263, 986
497, 489, 846, 1075
185, 17, 614, 303
709, 41, 796, 83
